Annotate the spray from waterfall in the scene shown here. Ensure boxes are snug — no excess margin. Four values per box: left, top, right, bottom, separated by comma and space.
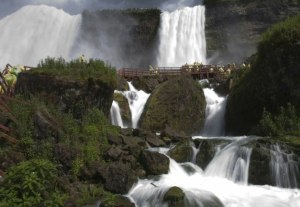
0, 5, 81, 67
157, 5, 206, 66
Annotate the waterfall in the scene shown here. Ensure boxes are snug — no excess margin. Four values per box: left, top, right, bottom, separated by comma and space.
157, 5, 206, 67
110, 101, 124, 128
270, 144, 299, 188
204, 137, 252, 185
128, 138, 300, 207
202, 88, 227, 136
122, 82, 150, 129
0, 5, 81, 67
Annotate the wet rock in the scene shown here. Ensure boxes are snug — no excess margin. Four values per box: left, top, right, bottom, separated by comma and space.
140, 150, 169, 175
168, 140, 193, 163
196, 139, 229, 170
98, 162, 137, 194
113, 93, 131, 126
163, 186, 185, 207
133, 129, 165, 147
160, 125, 190, 143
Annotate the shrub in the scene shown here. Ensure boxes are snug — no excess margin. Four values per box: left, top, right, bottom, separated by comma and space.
0, 159, 66, 207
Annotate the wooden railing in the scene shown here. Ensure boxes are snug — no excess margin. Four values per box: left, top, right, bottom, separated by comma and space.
118, 64, 236, 80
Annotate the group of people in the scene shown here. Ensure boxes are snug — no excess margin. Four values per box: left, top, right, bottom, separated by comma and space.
0, 64, 26, 95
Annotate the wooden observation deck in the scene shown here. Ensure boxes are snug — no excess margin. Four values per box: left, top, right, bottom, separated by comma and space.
118, 64, 237, 81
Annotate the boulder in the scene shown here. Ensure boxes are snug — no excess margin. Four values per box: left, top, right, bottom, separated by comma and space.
196, 139, 230, 170
98, 162, 137, 194
131, 76, 160, 93
168, 140, 194, 163
140, 150, 169, 175
163, 186, 185, 207
140, 76, 206, 136
133, 129, 165, 147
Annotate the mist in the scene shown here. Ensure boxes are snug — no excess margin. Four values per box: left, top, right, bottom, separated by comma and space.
0, 0, 200, 18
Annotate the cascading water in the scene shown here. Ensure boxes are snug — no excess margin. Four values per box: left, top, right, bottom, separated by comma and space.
202, 88, 227, 136
123, 82, 150, 128
113, 82, 150, 129
110, 100, 124, 128
0, 5, 81, 67
128, 137, 300, 207
270, 144, 299, 188
157, 5, 206, 66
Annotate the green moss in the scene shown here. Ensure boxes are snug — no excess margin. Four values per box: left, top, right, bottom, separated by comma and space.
140, 76, 206, 135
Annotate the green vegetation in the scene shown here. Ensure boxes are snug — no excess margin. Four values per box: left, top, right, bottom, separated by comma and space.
0, 91, 120, 205
258, 104, 300, 137
226, 14, 300, 135
0, 159, 66, 207
32, 57, 117, 86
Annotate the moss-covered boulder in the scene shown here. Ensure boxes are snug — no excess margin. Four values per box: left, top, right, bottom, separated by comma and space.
226, 14, 300, 135
113, 93, 131, 126
140, 76, 206, 136
163, 186, 185, 207
168, 140, 194, 163
100, 195, 135, 207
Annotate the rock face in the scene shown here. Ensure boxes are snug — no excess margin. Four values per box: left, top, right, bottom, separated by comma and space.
140, 76, 206, 136
113, 93, 131, 126
15, 72, 114, 118
205, 0, 300, 63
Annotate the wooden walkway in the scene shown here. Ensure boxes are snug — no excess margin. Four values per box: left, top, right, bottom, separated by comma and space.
118, 64, 236, 81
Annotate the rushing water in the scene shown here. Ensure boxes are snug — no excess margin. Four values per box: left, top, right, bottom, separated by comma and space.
202, 88, 227, 137
128, 137, 300, 207
110, 100, 124, 128
157, 5, 207, 66
111, 82, 150, 129
0, 5, 81, 67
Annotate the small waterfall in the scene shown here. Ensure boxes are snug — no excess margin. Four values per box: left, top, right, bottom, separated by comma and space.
128, 141, 300, 207
0, 5, 81, 67
110, 101, 124, 128
202, 88, 227, 136
122, 82, 150, 128
204, 138, 252, 185
270, 144, 299, 188
157, 5, 206, 66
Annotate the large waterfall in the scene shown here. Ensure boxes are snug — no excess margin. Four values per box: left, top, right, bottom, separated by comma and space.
0, 5, 81, 67
157, 5, 207, 66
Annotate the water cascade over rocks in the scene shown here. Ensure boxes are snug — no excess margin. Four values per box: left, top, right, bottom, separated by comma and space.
157, 5, 207, 66
0, 5, 81, 67
110, 101, 124, 128
202, 88, 227, 136
111, 82, 150, 129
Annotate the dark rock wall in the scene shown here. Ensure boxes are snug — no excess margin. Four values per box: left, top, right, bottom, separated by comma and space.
205, 0, 300, 64
15, 72, 115, 118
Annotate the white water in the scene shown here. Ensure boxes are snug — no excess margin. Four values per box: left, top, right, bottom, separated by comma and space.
202, 88, 227, 136
110, 100, 124, 128
157, 5, 207, 66
122, 82, 150, 129
271, 144, 299, 188
128, 137, 300, 207
0, 5, 81, 67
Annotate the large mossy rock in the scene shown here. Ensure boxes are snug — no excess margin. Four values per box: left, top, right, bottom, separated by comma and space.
226, 14, 300, 135
163, 186, 185, 207
16, 72, 115, 119
140, 76, 206, 136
